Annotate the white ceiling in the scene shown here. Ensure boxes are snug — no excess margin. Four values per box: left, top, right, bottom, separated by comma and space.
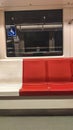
0, 0, 73, 8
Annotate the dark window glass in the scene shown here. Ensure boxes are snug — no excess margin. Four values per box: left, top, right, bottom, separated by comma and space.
5, 10, 63, 57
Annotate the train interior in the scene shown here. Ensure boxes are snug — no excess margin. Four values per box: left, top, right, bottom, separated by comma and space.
0, 0, 73, 114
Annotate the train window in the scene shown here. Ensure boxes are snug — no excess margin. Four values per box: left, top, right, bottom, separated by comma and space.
5, 10, 63, 57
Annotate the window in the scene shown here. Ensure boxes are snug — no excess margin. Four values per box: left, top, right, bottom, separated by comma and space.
5, 10, 63, 57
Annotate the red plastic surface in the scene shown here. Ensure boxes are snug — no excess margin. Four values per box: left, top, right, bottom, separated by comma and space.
20, 82, 73, 96
20, 58, 73, 96
23, 59, 46, 83
20, 83, 48, 96
47, 59, 71, 81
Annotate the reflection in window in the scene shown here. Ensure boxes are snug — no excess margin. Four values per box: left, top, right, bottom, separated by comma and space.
5, 10, 63, 57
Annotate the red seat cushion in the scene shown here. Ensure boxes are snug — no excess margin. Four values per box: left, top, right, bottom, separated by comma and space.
20, 83, 48, 96
20, 82, 73, 96
23, 59, 46, 83
47, 59, 71, 81
47, 82, 73, 95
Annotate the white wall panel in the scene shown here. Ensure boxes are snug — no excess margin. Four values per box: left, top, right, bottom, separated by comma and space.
0, 0, 73, 8
0, 11, 6, 59
0, 7, 72, 59
0, 0, 64, 8
63, 8, 71, 57
70, 8, 73, 57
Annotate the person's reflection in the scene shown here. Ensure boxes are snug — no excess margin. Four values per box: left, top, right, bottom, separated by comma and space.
49, 31, 55, 52
16, 30, 25, 56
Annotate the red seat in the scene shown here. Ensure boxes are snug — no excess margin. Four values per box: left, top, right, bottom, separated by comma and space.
70, 59, 73, 81
47, 59, 71, 81
23, 59, 46, 83
20, 82, 73, 96
47, 82, 73, 95
19, 58, 73, 96
20, 83, 48, 96
20, 59, 47, 96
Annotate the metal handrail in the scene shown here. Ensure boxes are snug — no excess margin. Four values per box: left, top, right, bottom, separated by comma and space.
16, 24, 62, 30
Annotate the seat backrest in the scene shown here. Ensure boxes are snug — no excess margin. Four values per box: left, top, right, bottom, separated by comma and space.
23, 59, 46, 83
47, 59, 71, 81
70, 59, 73, 81
0, 60, 22, 83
